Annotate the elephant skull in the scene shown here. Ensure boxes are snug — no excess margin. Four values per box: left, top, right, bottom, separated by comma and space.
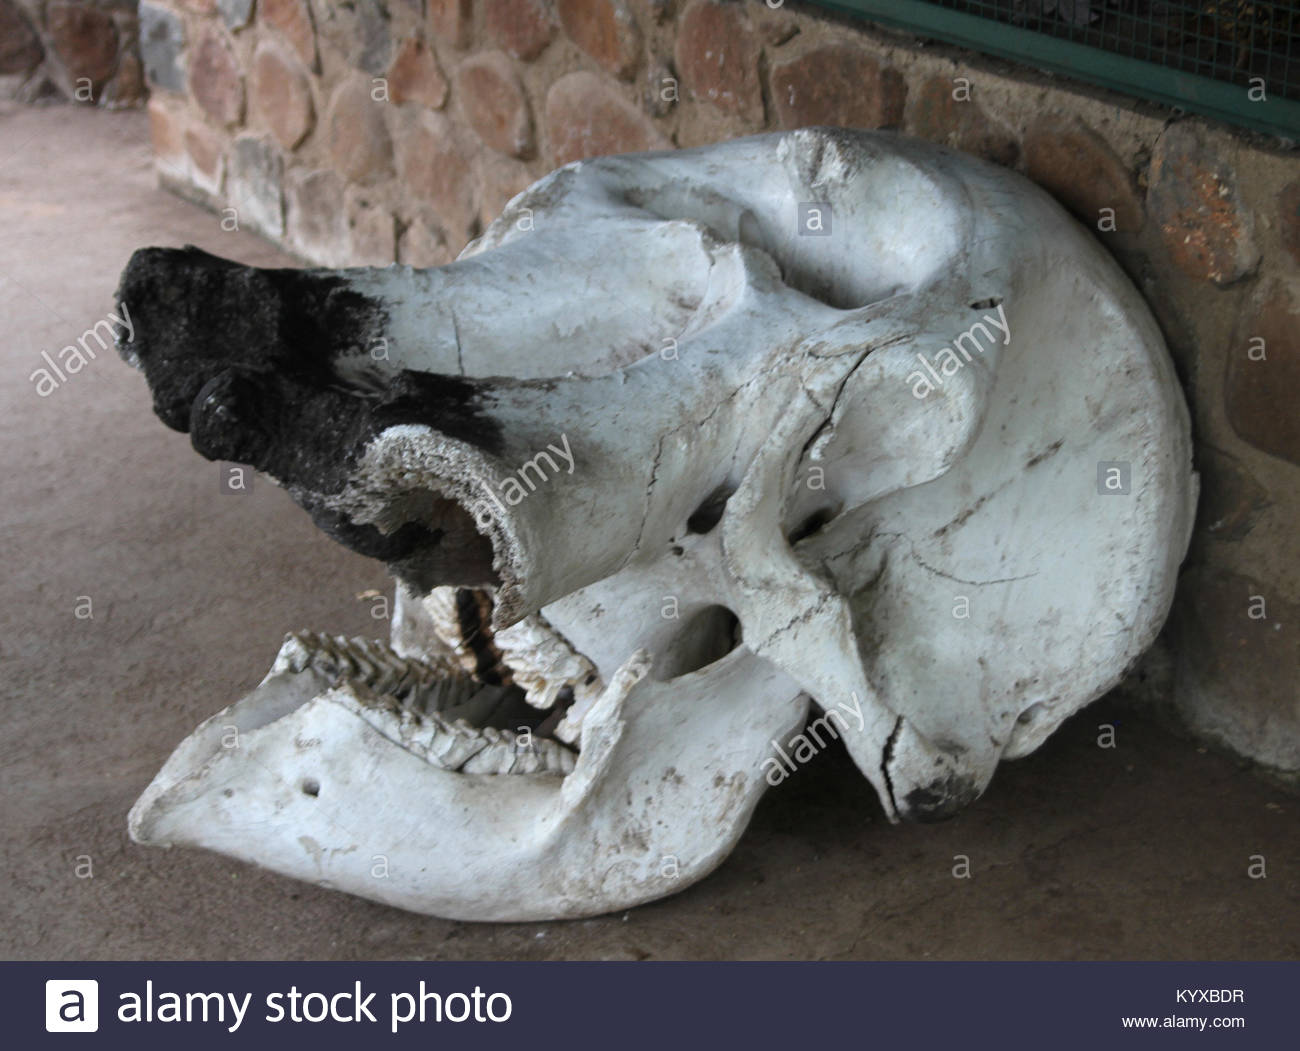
118, 129, 1196, 921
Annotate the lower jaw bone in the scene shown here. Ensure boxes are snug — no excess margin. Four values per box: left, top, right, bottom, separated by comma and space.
129, 630, 808, 921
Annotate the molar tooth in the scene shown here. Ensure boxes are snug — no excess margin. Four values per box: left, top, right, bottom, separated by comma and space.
529, 680, 562, 712
396, 714, 432, 752
427, 718, 492, 769
505, 750, 543, 774
347, 650, 378, 681
274, 633, 318, 675
401, 714, 441, 756
409, 676, 473, 714
461, 742, 516, 774
495, 729, 544, 775
552, 744, 577, 775
457, 731, 576, 775
520, 737, 577, 775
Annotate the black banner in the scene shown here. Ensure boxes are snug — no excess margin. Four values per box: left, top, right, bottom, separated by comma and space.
16, 961, 1293, 1047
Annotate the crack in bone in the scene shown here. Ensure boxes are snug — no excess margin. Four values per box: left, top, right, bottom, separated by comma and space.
880, 715, 904, 817
905, 543, 1041, 588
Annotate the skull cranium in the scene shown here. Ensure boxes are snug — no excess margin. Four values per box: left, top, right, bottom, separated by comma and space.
119, 128, 1196, 921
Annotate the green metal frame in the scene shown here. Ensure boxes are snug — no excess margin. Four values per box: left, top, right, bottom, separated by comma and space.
807, 0, 1300, 139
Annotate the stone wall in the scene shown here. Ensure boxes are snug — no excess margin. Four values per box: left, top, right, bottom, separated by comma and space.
138, 0, 1300, 784
0, 0, 145, 105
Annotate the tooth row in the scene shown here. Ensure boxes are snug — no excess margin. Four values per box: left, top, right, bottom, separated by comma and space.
423, 589, 491, 679
330, 684, 577, 776
422, 589, 607, 719
275, 631, 477, 713
493, 614, 605, 711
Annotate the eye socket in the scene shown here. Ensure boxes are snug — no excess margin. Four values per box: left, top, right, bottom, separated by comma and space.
654, 605, 742, 681
787, 506, 838, 543
686, 483, 737, 534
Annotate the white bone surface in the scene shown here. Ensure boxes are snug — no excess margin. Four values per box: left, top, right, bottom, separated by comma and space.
129, 129, 1197, 920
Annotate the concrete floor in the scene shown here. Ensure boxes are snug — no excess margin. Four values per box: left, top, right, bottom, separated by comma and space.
1, 104, 1296, 961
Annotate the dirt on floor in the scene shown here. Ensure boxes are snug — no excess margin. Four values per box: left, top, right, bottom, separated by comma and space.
0, 103, 1296, 961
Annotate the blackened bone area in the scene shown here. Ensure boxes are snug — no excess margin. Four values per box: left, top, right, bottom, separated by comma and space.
115, 245, 502, 589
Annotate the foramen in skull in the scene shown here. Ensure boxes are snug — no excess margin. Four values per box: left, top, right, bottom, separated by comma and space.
116, 128, 1196, 922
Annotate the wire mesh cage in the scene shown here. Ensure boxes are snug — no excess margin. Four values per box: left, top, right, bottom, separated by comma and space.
817, 0, 1300, 135
934, 1, 1298, 101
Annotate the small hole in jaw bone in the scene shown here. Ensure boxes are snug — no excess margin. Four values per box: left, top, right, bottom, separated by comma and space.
1016, 704, 1044, 726
970, 297, 1002, 311
686, 484, 737, 535
301, 778, 320, 798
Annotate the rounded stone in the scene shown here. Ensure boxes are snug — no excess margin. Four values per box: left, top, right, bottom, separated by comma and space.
261, 0, 317, 70
558, 0, 641, 80
456, 50, 533, 158
1024, 114, 1142, 232
428, 0, 473, 49
674, 0, 760, 120
253, 42, 315, 150
48, 3, 120, 89
139, 2, 187, 93
104, 52, 148, 108
190, 28, 245, 126
1148, 121, 1259, 286
184, 122, 226, 193
218, 0, 256, 31
0, 1, 43, 77
1226, 285, 1300, 466
769, 44, 905, 130
346, 190, 397, 266
908, 76, 1018, 168
286, 167, 347, 265
388, 36, 448, 109
479, 155, 536, 227
227, 134, 285, 237
545, 70, 667, 166
486, 0, 554, 61
313, 0, 393, 76
399, 111, 477, 244
327, 78, 394, 183
147, 97, 183, 163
